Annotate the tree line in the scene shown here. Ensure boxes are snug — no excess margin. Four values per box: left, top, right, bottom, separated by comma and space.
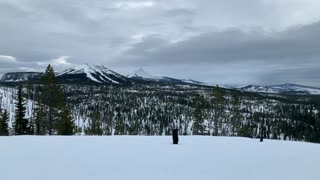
60, 83, 320, 143
0, 65, 74, 135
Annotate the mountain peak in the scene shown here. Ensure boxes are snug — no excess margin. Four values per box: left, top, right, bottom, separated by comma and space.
128, 68, 154, 79
57, 64, 129, 84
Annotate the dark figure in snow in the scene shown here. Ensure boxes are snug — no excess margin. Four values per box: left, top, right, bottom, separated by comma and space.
260, 127, 265, 142
172, 129, 179, 144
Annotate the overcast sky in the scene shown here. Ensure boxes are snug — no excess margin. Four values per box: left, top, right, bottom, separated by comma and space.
1, 0, 320, 87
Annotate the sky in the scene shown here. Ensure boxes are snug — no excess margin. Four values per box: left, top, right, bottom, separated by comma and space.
1, 0, 320, 87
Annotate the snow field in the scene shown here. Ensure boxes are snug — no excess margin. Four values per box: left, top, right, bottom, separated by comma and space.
0, 136, 319, 180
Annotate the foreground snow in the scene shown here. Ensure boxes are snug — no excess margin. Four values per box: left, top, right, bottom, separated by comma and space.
1, 136, 319, 180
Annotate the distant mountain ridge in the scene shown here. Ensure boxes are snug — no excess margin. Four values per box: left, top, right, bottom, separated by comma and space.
237, 83, 320, 95
0, 64, 130, 85
0, 65, 205, 85
127, 68, 207, 86
1, 72, 43, 82
1, 65, 320, 95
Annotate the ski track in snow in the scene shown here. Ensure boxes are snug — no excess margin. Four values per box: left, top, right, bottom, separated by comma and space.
0, 136, 319, 180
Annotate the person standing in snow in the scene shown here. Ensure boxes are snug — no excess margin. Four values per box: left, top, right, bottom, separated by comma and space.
172, 128, 179, 144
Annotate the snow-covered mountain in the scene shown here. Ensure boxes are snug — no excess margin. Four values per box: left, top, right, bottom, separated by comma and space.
57, 64, 130, 84
0, 64, 131, 85
0, 72, 43, 82
1, 66, 320, 96
127, 68, 155, 79
128, 68, 171, 82
0, 66, 208, 86
238, 83, 320, 95
128, 68, 207, 86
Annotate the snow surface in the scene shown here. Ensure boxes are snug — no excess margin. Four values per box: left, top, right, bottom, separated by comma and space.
0, 136, 319, 180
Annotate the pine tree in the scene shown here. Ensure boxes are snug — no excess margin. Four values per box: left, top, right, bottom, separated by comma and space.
211, 85, 226, 136
40, 65, 60, 134
192, 94, 206, 135
57, 106, 74, 135
39, 64, 70, 135
13, 84, 30, 135
85, 111, 103, 135
230, 93, 241, 136
33, 102, 47, 135
27, 118, 34, 135
0, 109, 9, 136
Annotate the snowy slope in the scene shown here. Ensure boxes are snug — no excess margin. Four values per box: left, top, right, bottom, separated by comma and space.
0, 136, 319, 180
57, 64, 130, 84
238, 83, 320, 95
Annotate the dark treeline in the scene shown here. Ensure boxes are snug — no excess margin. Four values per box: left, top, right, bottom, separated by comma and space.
0, 66, 320, 143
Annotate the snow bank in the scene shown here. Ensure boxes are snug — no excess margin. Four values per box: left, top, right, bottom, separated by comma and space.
0, 136, 319, 180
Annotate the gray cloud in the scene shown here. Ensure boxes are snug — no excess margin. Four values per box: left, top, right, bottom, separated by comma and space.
0, 0, 320, 86
120, 22, 320, 64
114, 21, 320, 86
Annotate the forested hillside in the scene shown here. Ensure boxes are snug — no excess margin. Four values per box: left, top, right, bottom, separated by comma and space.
1, 80, 320, 143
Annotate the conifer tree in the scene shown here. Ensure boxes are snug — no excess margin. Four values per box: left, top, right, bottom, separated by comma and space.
13, 84, 29, 135
85, 111, 103, 135
33, 102, 47, 135
39, 64, 70, 135
192, 94, 206, 135
27, 118, 34, 135
0, 109, 9, 136
211, 85, 226, 136
57, 106, 74, 135
230, 93, 241, 136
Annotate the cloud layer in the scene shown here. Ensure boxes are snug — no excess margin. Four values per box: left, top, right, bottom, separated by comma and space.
1, 0, 320, 86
